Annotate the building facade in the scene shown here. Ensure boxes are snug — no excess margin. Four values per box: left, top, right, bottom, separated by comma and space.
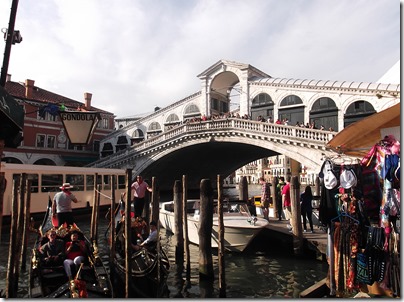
3, 76, 116, 166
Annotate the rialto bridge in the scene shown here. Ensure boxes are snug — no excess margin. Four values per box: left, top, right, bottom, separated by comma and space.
92, 60, 400, 190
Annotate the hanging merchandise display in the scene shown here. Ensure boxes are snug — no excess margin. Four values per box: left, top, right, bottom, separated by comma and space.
319, 134, 400, 298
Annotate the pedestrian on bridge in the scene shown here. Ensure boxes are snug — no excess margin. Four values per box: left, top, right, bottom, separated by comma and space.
131, 175, 152, 218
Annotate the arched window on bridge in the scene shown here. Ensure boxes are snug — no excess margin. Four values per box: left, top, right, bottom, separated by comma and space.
344, 100, 376, 127
279, 95, 304, 126
147, 122, 162, 138
183, 104, 201, 121
115, 135, 129, 152
251, 93, 274, 121
101, 142, 114, 158
165, 113, 181, 131
131, 129, 144, 145
310, 97, 338, 131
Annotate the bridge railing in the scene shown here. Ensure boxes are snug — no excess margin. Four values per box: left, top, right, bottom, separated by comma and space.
91, 118, 335, 167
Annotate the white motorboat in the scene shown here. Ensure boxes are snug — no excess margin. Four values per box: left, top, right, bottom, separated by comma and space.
159, 200, 269, 252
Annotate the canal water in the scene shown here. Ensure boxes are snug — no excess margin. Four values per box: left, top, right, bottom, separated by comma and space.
0, 184, 328, 298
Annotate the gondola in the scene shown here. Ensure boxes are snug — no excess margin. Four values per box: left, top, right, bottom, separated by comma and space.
109, 199, 170, 298
28, 197, 113, 298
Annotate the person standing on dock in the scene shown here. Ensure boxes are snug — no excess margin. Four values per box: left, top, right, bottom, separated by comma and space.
52, 183, 78, 227
276, 177, 286, 221
259, 177, 270, 220
131, 175, 152, 218
300, 186, 314, 233
282, 177, 292, 231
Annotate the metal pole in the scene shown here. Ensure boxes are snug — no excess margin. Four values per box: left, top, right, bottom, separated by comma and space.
0, 0, 19, 87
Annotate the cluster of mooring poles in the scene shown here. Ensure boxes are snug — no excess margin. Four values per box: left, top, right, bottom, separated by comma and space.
165, 174, 228, 298
5, 173, 32, 298
2, 171, 123, 298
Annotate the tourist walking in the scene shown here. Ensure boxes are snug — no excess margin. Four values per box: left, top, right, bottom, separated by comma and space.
52, 183, 78, 227
131, 175, 152, 218
300, 186, 314, 233
281, 176, 292, 231
259, 177, 270, 220
276, 177, 285, 221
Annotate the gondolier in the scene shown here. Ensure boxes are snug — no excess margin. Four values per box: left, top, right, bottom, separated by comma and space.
131, 175, 152, 218
52, 183, 78, 227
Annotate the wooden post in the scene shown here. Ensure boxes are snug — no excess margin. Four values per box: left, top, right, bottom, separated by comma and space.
217, 175, 226, 297
144, 182, 151, 222
0, 172, 5, 243
290, 175, 303, 255
271, 178, 277, 219
93, 184, 101, 244
173, 180, 184, 265
21, 178, 32, 271
182, 175, 191, 281
314, 176, 320, 196
150, 177, 160, 224
13, 173, 26, 294
198, 179, 214, 280
109, 175, 116, 284
239, 176, 248, 201
90, 173, 98, 241
6, 176, 19, 298
124, 169, 132, 298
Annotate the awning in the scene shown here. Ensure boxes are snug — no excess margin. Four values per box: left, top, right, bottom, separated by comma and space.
0, 86, 24, 147
326, 103, 400, 157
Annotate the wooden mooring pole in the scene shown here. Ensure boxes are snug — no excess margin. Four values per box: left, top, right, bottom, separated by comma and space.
239, 176, 248, 201
173, 180, 184, 265
182, 175, 191, 281
270, 177, 277, 218
150, 177, 159, 224
124, 169, 132, 298
290, 175, 303, 255
217, 175, 226, 297
21, 178, 32, 271
109, 175, 116, 285
0, 172, 5, 243
198, 179, 214, 280
6, 176, 19, 298
90, 173, 98, 241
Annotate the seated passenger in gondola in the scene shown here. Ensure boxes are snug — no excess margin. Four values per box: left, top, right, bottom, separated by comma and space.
39, 229, 66, 266
131, 221, 158, 252
63, 230, 87, 280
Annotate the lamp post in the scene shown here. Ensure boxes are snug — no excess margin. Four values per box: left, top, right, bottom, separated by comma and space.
0, 0, 21, 87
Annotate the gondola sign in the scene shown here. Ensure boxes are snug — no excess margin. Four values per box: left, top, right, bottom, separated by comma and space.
59, 111, 101, 144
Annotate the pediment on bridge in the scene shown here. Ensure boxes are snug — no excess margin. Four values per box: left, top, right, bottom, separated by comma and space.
197, 59, 271, 80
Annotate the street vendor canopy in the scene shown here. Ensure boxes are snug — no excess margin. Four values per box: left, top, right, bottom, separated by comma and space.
326, 103, 400, 158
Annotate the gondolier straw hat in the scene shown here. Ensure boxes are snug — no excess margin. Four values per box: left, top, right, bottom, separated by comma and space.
60, 182, 74, 190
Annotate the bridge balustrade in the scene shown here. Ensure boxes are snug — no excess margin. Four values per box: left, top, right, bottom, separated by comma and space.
91, 118, 335, 168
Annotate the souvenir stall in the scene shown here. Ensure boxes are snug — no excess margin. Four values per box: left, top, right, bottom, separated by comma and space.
319, 103, 400, 298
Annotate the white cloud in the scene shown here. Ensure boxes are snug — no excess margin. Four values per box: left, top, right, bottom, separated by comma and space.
0, 0, 400, 118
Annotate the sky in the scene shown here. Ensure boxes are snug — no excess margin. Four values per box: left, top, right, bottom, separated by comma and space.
0, 0, 400, 119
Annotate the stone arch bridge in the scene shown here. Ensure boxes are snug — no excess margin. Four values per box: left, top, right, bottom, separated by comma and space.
90, 118, 337, 191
